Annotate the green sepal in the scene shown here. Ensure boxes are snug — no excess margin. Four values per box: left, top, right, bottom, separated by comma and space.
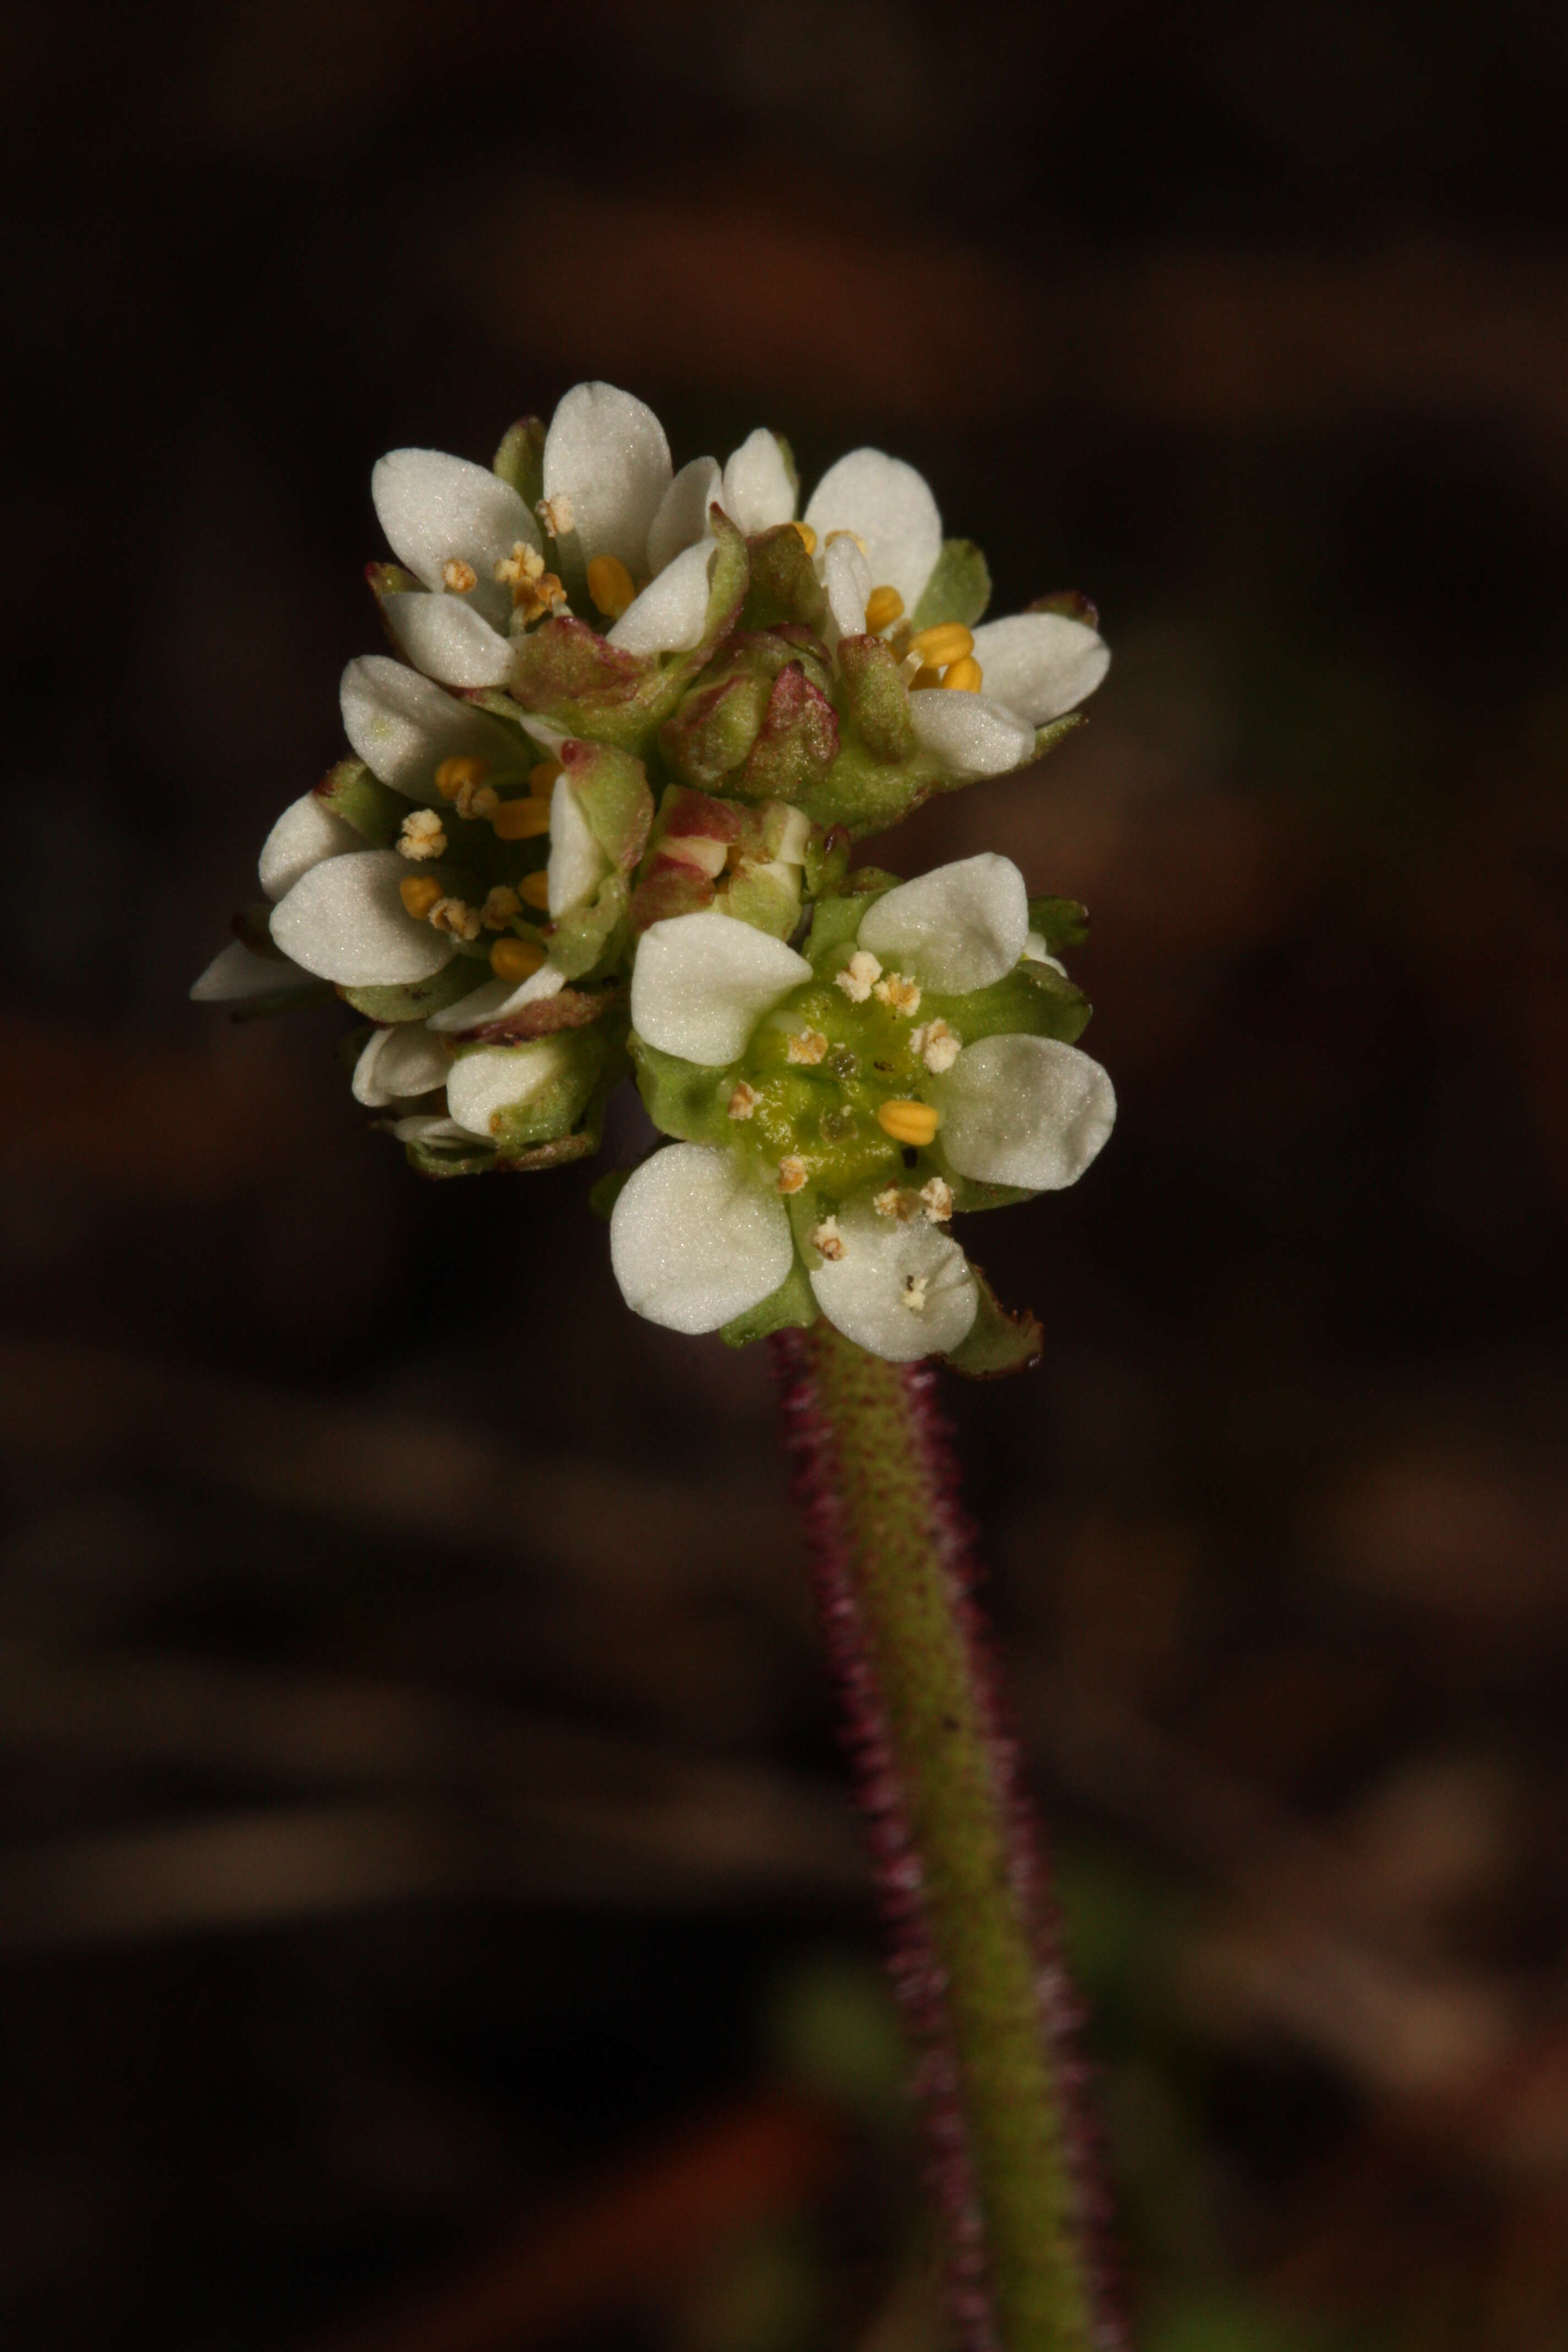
722, 861, 799, 939
943, 1262, 1042, 1378
560, 739, 654, 870
314, 756, 408, 847
492, 416, 546, 510
737, 661, 840, 802
458, 1026, 613, 1156
803, 825, 851, 899
799, 737, 950, 837
925, 962, 1092, 1049
1033, 712, 1085, 762
836, 635, 916, 762
804, 889, 881, 977
498, 1129, 597, 1174
548, 870, 629, 982
742, 524, 829, 636
941, 1173, 1036, 1215
659, 666, 771, 790
628, 1035, 734, 1146
339, 960, 480, 1025
1027, 896, 1089, 951
721, 1256, 819, 1347
1028, 589, 1099, 628
911, 539, 992, 632
588, 1166, 633, 1220
400, 1128, 496, 1180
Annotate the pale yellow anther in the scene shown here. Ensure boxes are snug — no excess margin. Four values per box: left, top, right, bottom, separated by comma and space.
398, 808, 447, 861
519, 871, 552, 912
940, 656, 983, 693
491, 937, 546, 983
873, 972, 922, 1017
434, 755, 489, 801
920, 1177, 954, 1224
873, 1184, 920, 1223
911, 1017, 961, 1074
494, 540, 544, 588
727, 1081, 759, 1121
529, 760, 563, 798
442, 558, 478, 594
877, 1099, 940, 1147
429, 896, 482, 942
455, 781, 499, 820
786, 1028, 829, 1065
586, 553, 636, 619
776, 1156, 808, 1196
810, 1216, 846, 1262
481, 886, 521, 931
864, 585, 905, 633
491, 796, 552, 842
910, 623, 973, 668
790, 521, 818, 554
835, 950, 882, 1003
536, 493, 574, 537
902, 1273, 930, 1315
399, 875, 443, 920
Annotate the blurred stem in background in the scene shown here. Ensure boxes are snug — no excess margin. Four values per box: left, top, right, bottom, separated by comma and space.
771, 1326, 1114, 2352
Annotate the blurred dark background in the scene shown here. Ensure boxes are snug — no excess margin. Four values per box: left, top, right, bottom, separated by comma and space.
6, 3, 1568, 2346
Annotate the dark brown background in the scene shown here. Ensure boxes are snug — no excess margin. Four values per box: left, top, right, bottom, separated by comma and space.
5, 4, 1568, 2346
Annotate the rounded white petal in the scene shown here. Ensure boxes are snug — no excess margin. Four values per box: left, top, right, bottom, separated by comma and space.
392, 1114, 474, 1147
190, 940, 314, 1003
371, 448, 538, 628
631, 911, 812, 1066
269, 848, 456, 986
340, 656, 520, 804
935, 1034, 1116, 1191
821, 533, 870, 640
547, 775, 612, 918
856, 852, 1028, 994
426, 962, 567, 1033
380, 590, 514, 689
446, 1037, 573, 1137
969, 613, 1111, 725
647, 455, 721, 576
351, 1023, 450, 1107
907, 688, 1037, 781
607, 537, 712, 656
803, 449, 942, 611
610, 1144, 793, 1334
258, 793, 360, 901
809, 1200, 976, 1362
542, 382, 673, 571
720, 428, 796, 536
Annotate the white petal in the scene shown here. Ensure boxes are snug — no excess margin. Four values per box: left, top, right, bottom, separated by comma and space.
340, 656, 521, 804
821, 533, 870, 641
371, 448, 538, 627
351, 1024, 450, 1107
856, 852, 1028, 994
1023, 930, 1067, 974
935, 1034, 1115, 1190
720, 429, 796, 536
647, 455, 721, 576
380, 591, 514, 689
426, 962, 567, 1033
547, 775, 613, 918
610, 1143, 793, 1333
189, 940, 314, 1003
907, 689, 1037, 781
631, 911, 811, 1065
607, 537, 712, 656
269, 848, 456, 985
258, 793, 361, 901
542, 382, 673, 571
969, 613, 1111, 725
804, 449, 942, 611
392, 1114, 473, 1146
446, 1037, 573, 1137
809, 1200, 976, 1362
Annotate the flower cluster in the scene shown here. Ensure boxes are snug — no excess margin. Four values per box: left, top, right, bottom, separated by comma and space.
194, 383, 1115, 1369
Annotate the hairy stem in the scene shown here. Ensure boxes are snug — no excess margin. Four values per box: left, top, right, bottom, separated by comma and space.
771, 1324, 1116, 2352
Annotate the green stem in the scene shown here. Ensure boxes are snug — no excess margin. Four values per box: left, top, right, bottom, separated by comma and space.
772, 1324, 1112, 2351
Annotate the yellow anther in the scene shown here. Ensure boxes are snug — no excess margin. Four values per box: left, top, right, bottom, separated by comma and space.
399, 875, 443, 919
518, 871, 551, 911
442, 558, 478, 594
398, 808, 446, 861
910, 623, 973, 667
491, 796, 552, 841
877, 1099, 941, 1147
939, 656, 983, 693
586, 553, 636, 618
864, 584, 905, 633
909, 665, 942, 691
776, 1156, 808, 1196
434, 755, 489, 801
790, 521, 817, 554
491, 938, 546, 983
529, 760, 562, 798
481, 886, 521, 930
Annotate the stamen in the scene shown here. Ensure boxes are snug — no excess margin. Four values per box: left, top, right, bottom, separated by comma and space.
518, 872, 552, 911
786, 1028, 829, 1065
727, 1081, 759, 1120
810, 1216, 846, 1262
776, 1156, 808, 1195
441, 558, 478, 594
873, 972, 922, 1016
491, 937, 546, 983
910, 623, 973, 668
902, 1273, 930, 1314
399, 875, 443, 919
939, 655, 983, 693
919, 1177, 954, 1224
835, 950, 883, 1003
481, 886, 521, 930
910, 1017, 961, 1074
791, 521, 818, 554
529, 760, 562, 798
429, 896, 483, 942
586, 554, 636, 618
491, 797, 551, 841
536, 493, 574, 537
435, 755, 490, 801
455, 780, 499, 820
873, 1184, 919, 1222
494, 540, 543, 587
398, 808, 447, 861
876, 1099, 940, 1147
864, 585, 905, 633
514, 570, 569, 624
